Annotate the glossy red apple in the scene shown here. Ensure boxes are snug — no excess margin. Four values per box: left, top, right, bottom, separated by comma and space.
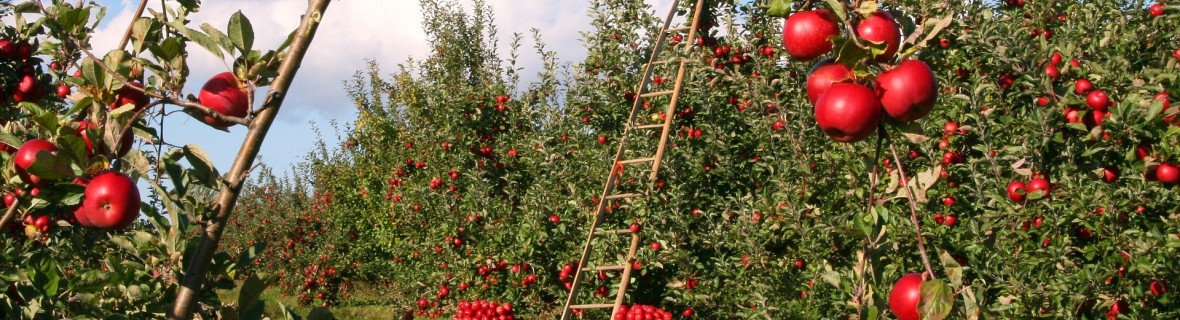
13, 139, 59, 186
782, 10, 840, 61
1027, 177, 1051, 198
198, 72, 250, 128
1044, 64, 1059, 81
77, 172, 141, 229
814, 83, 883, 143
1101, 166, 1119, 183
889, 273, 923, 320
857, 10, 902, 62
805, 60, 853, 104
78, 171, 141, 230
1086, 90, 1110, 111
1150, 280, 1166, 296
1050, 51, 1063, 65
1075, 78, 1094, 95
876, 60, 938, 122
1150, 3, 1166, 16
1157, 163, 1180, 185
1007, 180, 1027, 202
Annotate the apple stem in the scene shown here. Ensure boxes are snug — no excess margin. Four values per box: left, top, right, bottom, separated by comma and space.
884, 134, 938, 281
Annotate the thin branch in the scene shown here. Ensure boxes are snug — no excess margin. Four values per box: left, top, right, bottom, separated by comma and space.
0, 201, 22, 233
885, 133, 938, 280
118, 0, 150, 52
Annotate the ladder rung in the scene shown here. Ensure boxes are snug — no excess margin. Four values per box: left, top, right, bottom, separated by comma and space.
640, 90, 674, 98
631, 124, 665, 130
604, 193, 644, 200
665, 26, 690, 33
571, 304, 615, 310
593, 228, 634, 236
581, 264, 627, 272
618, 157, 656, 165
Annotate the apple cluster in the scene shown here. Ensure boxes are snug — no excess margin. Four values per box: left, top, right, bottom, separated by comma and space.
782, 8, 938, 143
612, 304, 674, 320
0, 39, 51, 104
453, 300, 515, 320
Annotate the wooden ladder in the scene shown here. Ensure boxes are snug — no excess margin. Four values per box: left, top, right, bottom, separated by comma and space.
559, 0, 706, 318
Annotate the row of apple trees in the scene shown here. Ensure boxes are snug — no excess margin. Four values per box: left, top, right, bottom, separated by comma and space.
225, 0, 1179, 319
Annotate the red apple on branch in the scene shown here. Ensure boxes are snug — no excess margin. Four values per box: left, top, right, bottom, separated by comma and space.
77, 171, 141, 230
14, 139, 59, 186
814, 83, 882, 143
198, 72, 250, 128
856, 10, 902, 62
806, 60, 853, 105
782, 10, 839, 61
889, 273, 923, 320
876, 60, 938, 122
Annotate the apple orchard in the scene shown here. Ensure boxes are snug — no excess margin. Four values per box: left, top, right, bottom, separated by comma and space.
3, 0, 1180, 319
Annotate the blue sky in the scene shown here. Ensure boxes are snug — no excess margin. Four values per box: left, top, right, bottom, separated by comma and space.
88, 0, 662, 177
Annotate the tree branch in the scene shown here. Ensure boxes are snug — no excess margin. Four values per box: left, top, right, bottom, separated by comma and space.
884, 134, 938, 280
168, 1, 332, 318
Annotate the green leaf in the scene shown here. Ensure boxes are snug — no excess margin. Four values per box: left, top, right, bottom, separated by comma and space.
183, 144, 220, 188
767, 0, 792, 17
228, 11, 254, 53
918, 279, 953, 320
825, 0, 848, 26
201, 23, 235, 56
938, 250, 963, 290
26, 148, 75, 181
238, 275, 267, 319
184, 27, 225, 61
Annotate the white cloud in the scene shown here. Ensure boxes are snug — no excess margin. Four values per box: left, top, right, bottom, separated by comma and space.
84, 0, 680, 171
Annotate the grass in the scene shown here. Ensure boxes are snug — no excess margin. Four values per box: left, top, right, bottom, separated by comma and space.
217, 281, 401, 320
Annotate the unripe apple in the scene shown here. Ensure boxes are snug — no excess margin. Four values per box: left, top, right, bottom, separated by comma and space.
198, 72, 250, 128
876, 60, 938, 123
805, 60, 853, 105
856, 10, 901, 62
782, 10, 839, 61
815, 83, 882, 143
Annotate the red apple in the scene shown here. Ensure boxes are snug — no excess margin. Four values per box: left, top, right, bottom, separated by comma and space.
1075, 78, 1094, 95
111, 81, 149, 111
857, 10, 901, 61
876, 60, 938, 123
1007, 180, 1027, 202
1150, 280, 1166, 296
814, 83, 883, 143
1050, 52, 1063, 65
13, 139, 59, 186
1044, 64, 1059, 81
1027, 177, 1051, 199
805, 60, 853, 104
1107, 300, 1128, 320
1150, 3, 1166, 16
198, 72, 250, 128
889, 273, 923, 320
1086, 90, 1110, 111
782, 10, 840, 61
56, 84, 70, 98
1064, 106, 1084, 123
78, 171, 141, 230
1101, 166, 1119, 183
1157, 163, 1180, 185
